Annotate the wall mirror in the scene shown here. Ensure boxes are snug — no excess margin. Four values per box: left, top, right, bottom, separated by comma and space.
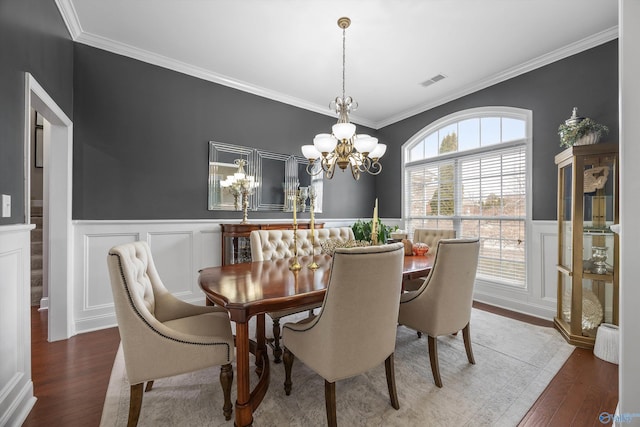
208, 141, 323, 212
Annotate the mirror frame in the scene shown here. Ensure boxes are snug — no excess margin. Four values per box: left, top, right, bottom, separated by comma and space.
208, 141, 323, 212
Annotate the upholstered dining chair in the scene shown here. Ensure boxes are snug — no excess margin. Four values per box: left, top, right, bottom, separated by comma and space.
398, 238, 480, 388
404, 228, 457, 292
107, 241, 235, 426
249, 227, 354, 363
281, 243, 405, 427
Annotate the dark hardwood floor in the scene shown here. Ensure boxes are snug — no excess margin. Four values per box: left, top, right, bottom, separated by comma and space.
23, 308, 120, 427
22, 303, 617, 426
475, 302, 619, 427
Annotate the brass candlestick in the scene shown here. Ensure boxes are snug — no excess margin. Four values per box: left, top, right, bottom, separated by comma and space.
289, 195, 302, 271
308, 190, 318, 270
289, 223, 302, 271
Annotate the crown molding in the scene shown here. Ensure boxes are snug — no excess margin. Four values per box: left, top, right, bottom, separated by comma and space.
55, 0, 83, 39
70, 30, 376, 129
375, 26, 619, 129
53, 0, 616, 131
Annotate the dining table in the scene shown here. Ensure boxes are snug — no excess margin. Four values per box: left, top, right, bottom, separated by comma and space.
199, 253, 433, 427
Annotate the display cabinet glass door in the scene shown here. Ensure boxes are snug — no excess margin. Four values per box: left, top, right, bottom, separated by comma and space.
555, 143, 618, 348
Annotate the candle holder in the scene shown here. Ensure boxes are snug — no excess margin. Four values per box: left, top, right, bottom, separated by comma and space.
307, 189, 319, 270
219, 159, 257, 224
289, 223, 302, 271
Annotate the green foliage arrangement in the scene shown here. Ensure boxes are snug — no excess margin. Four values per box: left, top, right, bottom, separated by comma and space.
352, 218, 398, 244
558, 118, 609, 148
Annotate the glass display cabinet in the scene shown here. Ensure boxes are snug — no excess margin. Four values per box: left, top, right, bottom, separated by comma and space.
555, 142, 619, 348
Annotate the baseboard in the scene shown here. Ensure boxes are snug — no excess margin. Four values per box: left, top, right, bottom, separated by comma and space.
38, 297, 48, 311
473, 291, 556, 321
0, 381, 36, 427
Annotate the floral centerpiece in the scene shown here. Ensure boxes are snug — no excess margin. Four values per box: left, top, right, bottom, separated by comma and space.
351, 218, 398, 245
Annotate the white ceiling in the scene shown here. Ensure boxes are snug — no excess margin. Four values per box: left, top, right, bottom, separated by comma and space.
56, 0, 618, 129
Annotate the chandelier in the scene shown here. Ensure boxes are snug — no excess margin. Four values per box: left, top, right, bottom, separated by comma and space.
301, 17, 386, 180
219, 159, 257, 224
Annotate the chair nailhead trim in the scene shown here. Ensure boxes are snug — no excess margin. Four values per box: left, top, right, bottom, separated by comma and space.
110, 253, 231, 361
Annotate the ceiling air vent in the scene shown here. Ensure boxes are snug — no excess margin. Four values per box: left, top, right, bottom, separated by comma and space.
421, 73, 447, 87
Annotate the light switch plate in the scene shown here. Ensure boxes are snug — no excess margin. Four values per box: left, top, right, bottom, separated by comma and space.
2, 194, 11, 217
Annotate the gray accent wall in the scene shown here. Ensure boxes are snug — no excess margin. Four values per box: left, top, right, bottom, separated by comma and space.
73, 44, 377, 220
0, 2, 618, 225
0, 0, 73, 225
376, 40, 618, 221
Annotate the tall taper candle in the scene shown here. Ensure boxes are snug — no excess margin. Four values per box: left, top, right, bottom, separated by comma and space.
372, 198, 378, 238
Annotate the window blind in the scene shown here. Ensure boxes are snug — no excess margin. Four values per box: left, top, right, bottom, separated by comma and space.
405, 144, 526, 286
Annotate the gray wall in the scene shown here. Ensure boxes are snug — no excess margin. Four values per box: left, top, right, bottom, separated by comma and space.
72, 44, 377, 220
376, 40, 618, 220
0, 2, 618, 225
0, 0, 73, 225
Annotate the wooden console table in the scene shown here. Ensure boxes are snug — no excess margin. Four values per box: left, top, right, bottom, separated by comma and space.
221, 222, 325, 265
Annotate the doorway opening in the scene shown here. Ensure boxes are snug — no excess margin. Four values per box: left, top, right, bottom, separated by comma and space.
25, 73, 74, 342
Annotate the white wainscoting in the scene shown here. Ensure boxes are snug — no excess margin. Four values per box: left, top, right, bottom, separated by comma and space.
0, 225, 36, 427
71, 218, 353, 334
70, 219, 558, 334
473, 220, 559, 320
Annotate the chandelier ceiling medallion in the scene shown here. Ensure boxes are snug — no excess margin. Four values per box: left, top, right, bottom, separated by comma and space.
301, 17, 386, 180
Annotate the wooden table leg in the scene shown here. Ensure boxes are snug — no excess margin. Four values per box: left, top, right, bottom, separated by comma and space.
255, 314, 266, 376
235, 321, 253, 426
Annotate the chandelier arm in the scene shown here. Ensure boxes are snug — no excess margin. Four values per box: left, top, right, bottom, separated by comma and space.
349, 162, 360, 180
368, 160, 383, 175
306, 161, 323, 176
325, 157, 337, 179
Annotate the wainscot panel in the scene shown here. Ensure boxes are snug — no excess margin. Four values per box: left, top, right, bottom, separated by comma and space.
0, 225, 37, 427
71, 219, 353, 334
473, 220, 558, 320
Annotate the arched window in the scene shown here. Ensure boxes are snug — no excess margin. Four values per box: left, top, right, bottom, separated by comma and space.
402, 107, 531, 287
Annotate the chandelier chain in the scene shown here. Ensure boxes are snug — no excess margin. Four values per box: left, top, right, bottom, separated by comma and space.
342, 24, 346, 102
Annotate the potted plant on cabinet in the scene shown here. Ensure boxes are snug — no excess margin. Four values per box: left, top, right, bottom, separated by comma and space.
558, 107, 609, 148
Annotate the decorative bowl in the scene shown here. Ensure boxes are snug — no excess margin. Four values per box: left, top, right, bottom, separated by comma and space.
412, 243, 429, 256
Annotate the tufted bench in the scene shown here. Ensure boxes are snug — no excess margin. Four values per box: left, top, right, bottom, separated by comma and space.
249, 227, 355, 262
249, 226, 354, 362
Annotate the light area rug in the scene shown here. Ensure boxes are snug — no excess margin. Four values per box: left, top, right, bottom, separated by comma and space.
100, 309, 574, 427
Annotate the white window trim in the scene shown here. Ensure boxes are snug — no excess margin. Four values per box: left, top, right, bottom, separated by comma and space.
401, 106, 533, 290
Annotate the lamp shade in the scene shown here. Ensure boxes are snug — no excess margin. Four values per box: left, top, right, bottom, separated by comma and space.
313, 133, 338, 153
369, 143, 387, 159
332, 122, 356, 141
301, 144, 322, 160
354, 134, 378, 154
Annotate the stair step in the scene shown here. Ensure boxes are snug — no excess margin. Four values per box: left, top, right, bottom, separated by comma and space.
31, 241, 43, 255
31, 254, 43, 270
31, 217, 43, 227
31, 270, 43, 287
31, 229, 43, 240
